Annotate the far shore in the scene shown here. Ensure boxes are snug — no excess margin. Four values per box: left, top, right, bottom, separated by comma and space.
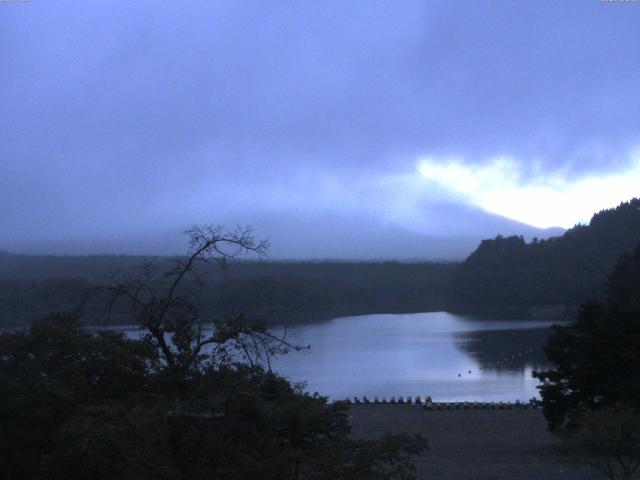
1, 301, 578, 329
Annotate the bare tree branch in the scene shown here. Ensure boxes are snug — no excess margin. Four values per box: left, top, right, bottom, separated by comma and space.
92, 224, 300, 375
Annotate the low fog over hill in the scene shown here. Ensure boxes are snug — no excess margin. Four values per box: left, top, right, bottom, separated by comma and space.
3, 204, 563, 261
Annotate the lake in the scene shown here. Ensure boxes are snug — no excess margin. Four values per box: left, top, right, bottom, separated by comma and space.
93, 311, 562, 403
270, 312, 561, 402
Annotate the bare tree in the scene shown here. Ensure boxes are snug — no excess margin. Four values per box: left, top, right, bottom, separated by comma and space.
103, 224, 304, 374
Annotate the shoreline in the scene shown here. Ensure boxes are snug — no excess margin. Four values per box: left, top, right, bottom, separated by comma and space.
342, 398, 542, 410
1, 303, 575, 329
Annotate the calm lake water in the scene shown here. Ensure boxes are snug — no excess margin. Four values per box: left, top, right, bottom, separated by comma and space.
89, 311, 562, 403
270, 312, 561, 402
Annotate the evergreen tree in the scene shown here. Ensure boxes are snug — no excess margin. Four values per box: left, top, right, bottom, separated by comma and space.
534, 244, 640, 431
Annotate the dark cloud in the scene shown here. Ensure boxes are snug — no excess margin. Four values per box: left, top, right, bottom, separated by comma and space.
1, 1, 639, 257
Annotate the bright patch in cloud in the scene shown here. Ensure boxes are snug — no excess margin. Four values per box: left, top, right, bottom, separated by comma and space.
417, 151, 640, 229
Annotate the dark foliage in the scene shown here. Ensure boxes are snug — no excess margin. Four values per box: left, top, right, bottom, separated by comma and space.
0, 314, 155, 480
0, 226, 427, 479
0, 258, 455, 327
0, 316, 427, 480
533, 244, 640, 431
563, 405, 640, 480
449, 198, 640, 310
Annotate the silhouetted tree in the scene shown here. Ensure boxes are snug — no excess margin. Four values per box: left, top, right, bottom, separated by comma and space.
100, 225, 306, 377
0, 225, 427, 480
534, 244, 640, 431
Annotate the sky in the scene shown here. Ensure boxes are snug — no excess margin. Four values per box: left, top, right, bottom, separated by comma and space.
1, 0, 639, 258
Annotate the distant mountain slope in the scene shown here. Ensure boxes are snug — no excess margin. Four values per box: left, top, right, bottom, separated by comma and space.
3, 200, 564, 261
448, 198, 640, 312
228, 204, 564, 261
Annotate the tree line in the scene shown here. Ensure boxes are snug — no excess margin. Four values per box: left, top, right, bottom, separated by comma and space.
448, 198, 640, 312
0, 256, 455, 327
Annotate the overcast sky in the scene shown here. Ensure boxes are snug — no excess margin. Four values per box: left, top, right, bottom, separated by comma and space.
1, 1, 639, 258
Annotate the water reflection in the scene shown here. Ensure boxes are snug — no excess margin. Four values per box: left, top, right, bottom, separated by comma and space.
455, 327, 552, 372
271, 312, 562, 402
91, 312, 563, 403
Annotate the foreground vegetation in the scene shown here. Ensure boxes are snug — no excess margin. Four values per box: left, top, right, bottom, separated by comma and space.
0, 315, 427, 480
0, 226, 426, 480
534, 244, 640, 480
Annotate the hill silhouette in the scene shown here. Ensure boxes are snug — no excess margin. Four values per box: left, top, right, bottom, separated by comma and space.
448, 198, 640, 314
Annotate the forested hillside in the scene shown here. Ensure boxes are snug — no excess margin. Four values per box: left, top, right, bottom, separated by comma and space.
0, 257, 456, 327
448, 198, 640, 312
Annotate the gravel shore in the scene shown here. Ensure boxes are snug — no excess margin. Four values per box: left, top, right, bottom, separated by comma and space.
349, 404, 600, 480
